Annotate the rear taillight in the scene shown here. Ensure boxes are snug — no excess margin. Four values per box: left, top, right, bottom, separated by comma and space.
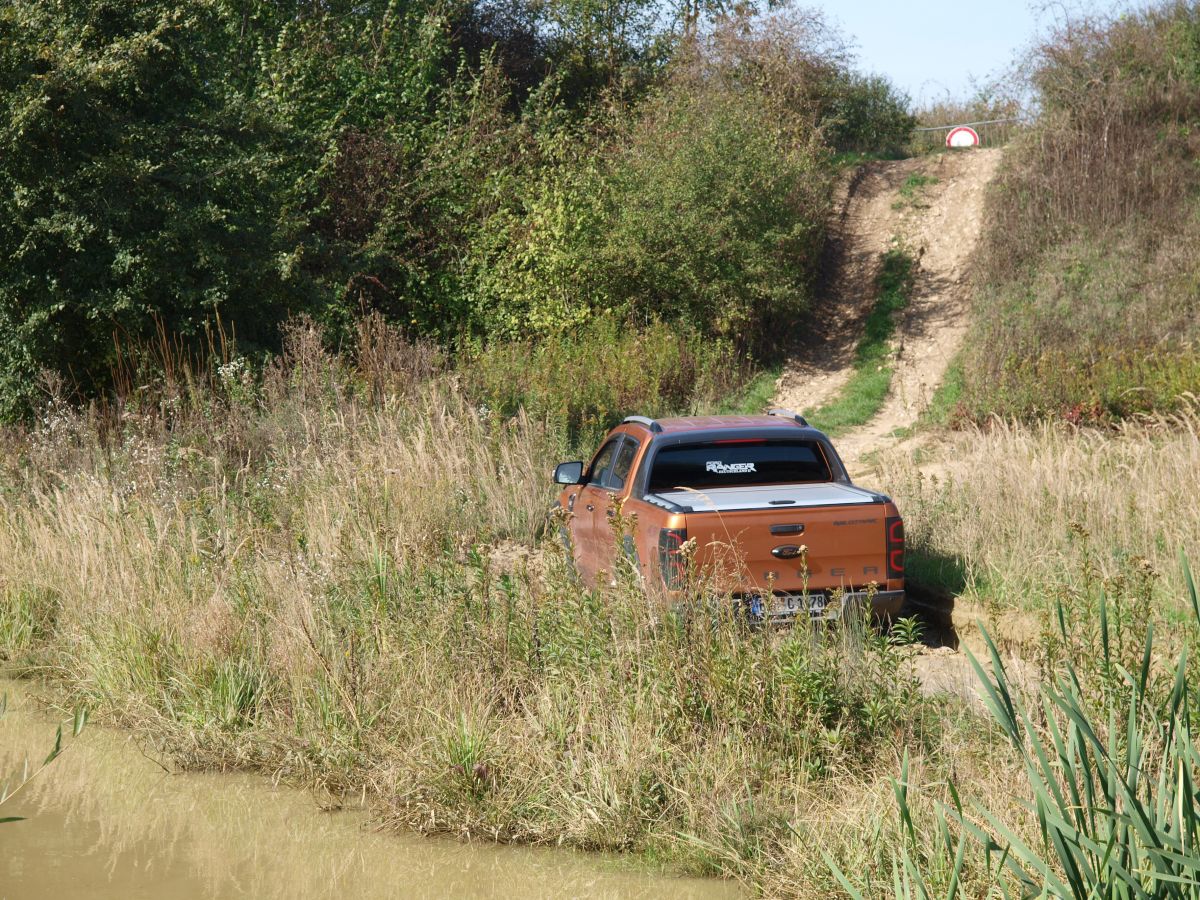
657, 527, 688, 588
886, 515, 905, 579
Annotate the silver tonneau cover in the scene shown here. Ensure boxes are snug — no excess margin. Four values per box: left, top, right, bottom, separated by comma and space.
646, 482, 879, 514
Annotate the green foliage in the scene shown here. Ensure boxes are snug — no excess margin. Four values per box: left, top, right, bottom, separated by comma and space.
0, 0, 919, 421
807, 367, 893, 437
268, 7, 520, 341
0, 0, 300, 417
472, 72, 833, 347
966, 342, 1200, 425
920, 359, 966, 429
467, 121, 610, 337
440, 713, 495, 802
540, 0, 664, 98
599, 80, 831, 347
822, 72, 916, 156
0, 587, 60, 661
805, 247, 915, 434
0, 0, 504, 413
892, 174, 939, 210
460, 316, 742, 445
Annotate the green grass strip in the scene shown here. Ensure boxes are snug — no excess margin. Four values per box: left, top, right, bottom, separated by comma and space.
717, 364, 782, 415
919, 357, 964, 427
803, 248, 915, 436
890, 357, 965, 441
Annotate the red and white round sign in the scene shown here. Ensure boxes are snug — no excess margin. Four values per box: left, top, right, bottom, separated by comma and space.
946, 126, 980, 148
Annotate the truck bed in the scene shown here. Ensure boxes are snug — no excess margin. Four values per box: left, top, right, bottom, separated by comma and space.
646, 482, 879, 514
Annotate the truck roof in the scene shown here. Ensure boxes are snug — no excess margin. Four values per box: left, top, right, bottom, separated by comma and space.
625, 411, 812, 435
607, 412, 871, 510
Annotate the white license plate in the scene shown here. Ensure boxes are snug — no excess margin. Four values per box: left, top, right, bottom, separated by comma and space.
769, 593, 826, 618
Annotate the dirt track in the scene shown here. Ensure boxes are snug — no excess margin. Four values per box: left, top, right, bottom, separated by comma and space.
773, 149, 1002, 471
771, 149, 1011, 701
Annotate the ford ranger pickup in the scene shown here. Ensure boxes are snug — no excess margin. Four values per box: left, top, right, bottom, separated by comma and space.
552, 410, 905, 620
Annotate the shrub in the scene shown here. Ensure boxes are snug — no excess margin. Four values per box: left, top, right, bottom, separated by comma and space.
459, 316, 744, 445
470, 50, 835, 351
597, 77, 831, 349
0, 1, 299, 418
466, 119, 612, 338
823, 72, 915, 156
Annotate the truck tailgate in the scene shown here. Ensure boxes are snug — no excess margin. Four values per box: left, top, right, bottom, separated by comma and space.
659, 485, 888, 594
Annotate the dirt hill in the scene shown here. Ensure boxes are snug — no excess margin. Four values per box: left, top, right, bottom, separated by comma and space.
773, 149, 1002, 469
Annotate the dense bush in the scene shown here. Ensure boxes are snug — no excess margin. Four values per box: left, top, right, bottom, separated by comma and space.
471, 77, 833, 347
963, 2, 1200, 423
0, 1, 300, 417
460, 316, 742, 443
600, 77, 831, 346
823, 73, 915, 155
0, 0, 502, 415
469, 13, 851, 348
0, 0, 914, 421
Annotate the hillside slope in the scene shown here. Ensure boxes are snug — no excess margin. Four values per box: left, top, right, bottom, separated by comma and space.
773, 149, 1001, 468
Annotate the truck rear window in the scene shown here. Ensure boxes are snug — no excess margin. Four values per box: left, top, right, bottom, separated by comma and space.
647, 440, 832, 492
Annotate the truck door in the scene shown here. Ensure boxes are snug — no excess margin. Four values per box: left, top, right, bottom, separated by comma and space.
591, 437, 639, 582
573, 438, 620, 585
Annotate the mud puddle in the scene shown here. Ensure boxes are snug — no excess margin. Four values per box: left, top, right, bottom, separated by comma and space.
0, 683, 737, 900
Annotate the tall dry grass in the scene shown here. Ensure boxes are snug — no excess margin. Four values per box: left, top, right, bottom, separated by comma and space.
7, 318, 1199, 895
963, 2, 1200, 422
0, 322, 1017, 897
873, 405, 1200, 614
983, 4, 1200, 283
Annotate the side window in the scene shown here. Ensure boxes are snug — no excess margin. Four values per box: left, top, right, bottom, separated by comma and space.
606, 439, 639, 491
586, 440, 620, 486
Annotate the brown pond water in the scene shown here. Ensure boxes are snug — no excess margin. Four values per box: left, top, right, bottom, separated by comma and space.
0, 685, 738, 900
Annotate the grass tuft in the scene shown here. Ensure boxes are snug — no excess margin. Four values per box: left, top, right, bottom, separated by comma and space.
717, 363, 782, 415
891, 174, 938, 210
843, 555, 1200, 897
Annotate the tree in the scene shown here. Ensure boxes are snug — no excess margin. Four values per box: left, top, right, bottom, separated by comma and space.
0, 0, 299, 415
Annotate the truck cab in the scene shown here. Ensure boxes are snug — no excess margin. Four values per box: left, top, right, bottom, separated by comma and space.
554, 410, 905, 620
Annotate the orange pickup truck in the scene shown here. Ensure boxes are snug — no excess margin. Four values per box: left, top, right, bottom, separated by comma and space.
553, 410, 905, 621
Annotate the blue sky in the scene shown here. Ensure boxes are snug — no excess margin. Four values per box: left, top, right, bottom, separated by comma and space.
807, 0, 1051, 107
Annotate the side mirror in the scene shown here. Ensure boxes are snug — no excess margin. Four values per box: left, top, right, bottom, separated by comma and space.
553, 461, 584, 485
